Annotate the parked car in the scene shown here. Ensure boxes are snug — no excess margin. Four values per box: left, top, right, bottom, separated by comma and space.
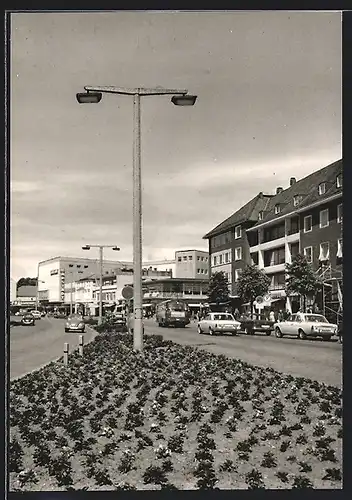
198, 312, 241, 336
29, 310, 42, 320
112, 313, 127, 332
65, 314, 85, 333
239, 314, 274, 336
274, 312, 337, 341
21, 313, 35, 326
54, 311, 67, 319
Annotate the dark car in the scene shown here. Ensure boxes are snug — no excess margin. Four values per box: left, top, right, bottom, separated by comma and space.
239, 314, 274, 336
65, 314, 85, 333
21, 313, 35, 326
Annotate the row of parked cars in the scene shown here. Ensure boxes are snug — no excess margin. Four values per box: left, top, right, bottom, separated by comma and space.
197, 312, 342, 343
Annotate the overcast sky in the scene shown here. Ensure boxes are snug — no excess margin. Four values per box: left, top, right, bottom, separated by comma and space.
10, 11, 341, 280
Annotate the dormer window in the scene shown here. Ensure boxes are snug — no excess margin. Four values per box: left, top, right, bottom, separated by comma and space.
293, 195, 302, 207
319, 183, 326, 195
337, 174, 342, 188
274, 204, 281, 214
258, 211, 263, 221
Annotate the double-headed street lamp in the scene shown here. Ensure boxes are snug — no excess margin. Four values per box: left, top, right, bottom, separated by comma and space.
76, 85, 197, 351
82, 244, 120, 325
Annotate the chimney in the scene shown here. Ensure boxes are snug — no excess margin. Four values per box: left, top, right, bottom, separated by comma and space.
276, 187, 283, 194
290, 177, 296, 186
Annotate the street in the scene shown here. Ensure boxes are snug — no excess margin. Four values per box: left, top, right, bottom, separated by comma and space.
9, 316, 97, 380
10, 316, 342, 387
143, 319, 342, 388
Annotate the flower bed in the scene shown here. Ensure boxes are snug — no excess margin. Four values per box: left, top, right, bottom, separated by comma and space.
10, 333, 342, 491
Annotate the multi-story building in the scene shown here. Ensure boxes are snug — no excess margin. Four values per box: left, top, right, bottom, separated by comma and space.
174, 249, 209, 279
37, 256, 174, 305
203, 192, 273, 293
204, 159, 342, 316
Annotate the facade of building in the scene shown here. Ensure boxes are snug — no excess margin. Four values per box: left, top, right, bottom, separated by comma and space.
174, 249, 209, 279
37, 256, 174, 305
64, 267, 172, 313
204, 159, 343, 316
142, 277, 209, 305
203, 192, 274, 294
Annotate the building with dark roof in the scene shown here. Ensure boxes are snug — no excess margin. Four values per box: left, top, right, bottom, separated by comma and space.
203, 192, 273, 294
203, 159, 343, 319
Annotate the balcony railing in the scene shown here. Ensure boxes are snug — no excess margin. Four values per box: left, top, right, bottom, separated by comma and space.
264, 258, 286, 267
269, 283, 286, 291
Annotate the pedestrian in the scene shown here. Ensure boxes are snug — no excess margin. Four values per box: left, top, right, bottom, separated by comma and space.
278, 310, 283, 322
269, 310, 275, 322
234, 308, 240, 320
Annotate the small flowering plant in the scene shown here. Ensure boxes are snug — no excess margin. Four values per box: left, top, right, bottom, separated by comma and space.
154, 444, 172, 459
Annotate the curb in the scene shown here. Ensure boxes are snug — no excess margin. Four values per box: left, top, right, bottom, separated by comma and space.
10, 324, 99, 382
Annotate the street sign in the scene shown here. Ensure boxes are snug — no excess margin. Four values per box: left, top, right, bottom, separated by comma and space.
122, 286, 134, 300
255, 296, 264, 304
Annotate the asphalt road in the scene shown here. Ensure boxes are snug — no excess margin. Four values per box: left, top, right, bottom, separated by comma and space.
10, 316, 342, 387
144, 319, 342, 388
9, 316, 97, 380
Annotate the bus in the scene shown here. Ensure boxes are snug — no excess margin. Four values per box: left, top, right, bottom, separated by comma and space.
156, 300, 190, 328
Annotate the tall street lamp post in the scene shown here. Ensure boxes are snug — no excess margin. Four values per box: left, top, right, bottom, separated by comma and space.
76, 86, 197, 351
82, 245, 120, 324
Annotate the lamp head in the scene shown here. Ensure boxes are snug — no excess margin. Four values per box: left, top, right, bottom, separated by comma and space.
171, 94, 197, 106
76, 92, 102, 104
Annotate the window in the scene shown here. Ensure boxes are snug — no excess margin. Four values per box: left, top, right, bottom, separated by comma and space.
84, 265, 88, 268
219, 254, 223, 264
188, 256, 193, 261
304, 215, 312, 233
293, 195, 302, 207
258, 211, 263, 221
178, 257, 182, 262
319, 242, 330, 261
69, 264, 74, 268
197, 268, 201, 274
337, 204, 342, 223
304, 246, 313, 263
205, 269, 208, 274
234, 269, 242, 282
337, 174, 342, 188
319, 209, 329, 228
235, 247, 242, 261
225, 252, 229, 263
319, 183, 326, 195
213, 256, 217, 266
274, 204, 281, 214
197, 256, 200, 261
235, 226, 241, 239
77, 265, 81, 268
337, 239, 342, 259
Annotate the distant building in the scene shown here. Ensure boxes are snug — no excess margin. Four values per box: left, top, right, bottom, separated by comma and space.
142, 277, 209, 305
14, 285, 37, 306
174, 249, 209, 279
38, 255, 175, 305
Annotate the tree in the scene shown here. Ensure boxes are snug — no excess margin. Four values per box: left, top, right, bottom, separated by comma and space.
16, 277, 38, 290
285, 254, 322, 312
237, 265, 271, 318
207, 271, 230, 309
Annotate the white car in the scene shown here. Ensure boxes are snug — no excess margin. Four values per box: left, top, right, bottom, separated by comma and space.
198, 312, 241, 336
274, 313, 337, 341
30, 310, 42, 320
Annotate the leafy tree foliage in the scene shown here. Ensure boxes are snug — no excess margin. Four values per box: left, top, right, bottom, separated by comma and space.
237, 265, 270, 318
285, 254, 322, 312
16, 277, 38, 290
207, 271, 230, 308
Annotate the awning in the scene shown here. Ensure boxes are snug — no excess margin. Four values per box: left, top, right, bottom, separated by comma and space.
188, 303, 202, 307
143, 304, 153, 307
